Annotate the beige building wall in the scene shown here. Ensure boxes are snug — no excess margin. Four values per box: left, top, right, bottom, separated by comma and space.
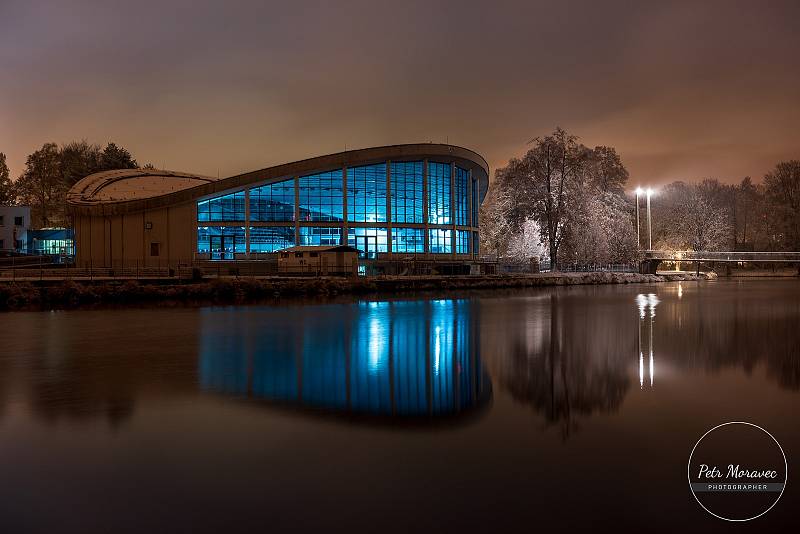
74, 201, 196, 268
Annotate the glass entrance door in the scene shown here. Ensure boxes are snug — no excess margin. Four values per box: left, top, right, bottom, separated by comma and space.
210, 236, 232, 260
353, 235, 378, 259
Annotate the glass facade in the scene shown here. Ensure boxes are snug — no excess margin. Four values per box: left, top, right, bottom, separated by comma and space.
298, 170, 344, 222
250, 180, 295, 222
455, 230, 470, 254
455, 166, 469, 226
428, 162, 452, 225
249, 226, 295, 252
473, 231, 479, 256
197, 191, 245, 222
195, 157, 482, 258
299, 226, 342, 246
197, 226, 246, 259
472, 178, 479, 227
429, 229, 452, 254
392, 227, 425, 254
348, 227, 388, 258
347, 163, 387, 223
390, 161, 424, 223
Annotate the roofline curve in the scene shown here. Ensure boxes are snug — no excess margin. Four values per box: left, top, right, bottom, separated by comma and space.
67, 143, 489, 217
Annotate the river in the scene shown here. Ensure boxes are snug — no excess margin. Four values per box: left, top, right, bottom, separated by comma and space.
1, 280, 797, 532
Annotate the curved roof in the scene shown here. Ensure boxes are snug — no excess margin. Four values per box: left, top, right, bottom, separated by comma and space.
67, 143, 489, 216
67, 169, 218, 205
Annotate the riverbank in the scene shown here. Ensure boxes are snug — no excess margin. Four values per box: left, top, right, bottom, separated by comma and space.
0, 271, 716, 311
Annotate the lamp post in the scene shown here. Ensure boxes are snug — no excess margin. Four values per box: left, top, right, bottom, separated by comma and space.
634, 187, 643, 249
646, 188, 653, 251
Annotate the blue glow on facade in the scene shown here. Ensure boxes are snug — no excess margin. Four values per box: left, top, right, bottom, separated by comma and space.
455, 166, 469, 226
198, 299, 489, 418
197, 226, 246, 259
347, 163, 387, 223
456, 230, 470, 254
429, 229, 452, 254
298, 170, 344, 222
347, 227, 388, 258
250, 179, 295, 222
299, 226, 342, 246
390, 161, 424, 223
197, 191, 245, 222
195, 157, 481, 257
427, 162, 452, 225
391, 227, 424, 253
249, 226, 295, 252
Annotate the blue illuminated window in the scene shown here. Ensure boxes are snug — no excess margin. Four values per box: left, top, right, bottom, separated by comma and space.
391, 161, 424, 223
391, 227, 425, 253
249, 226, 295, 252
250, 179, 295, 222
298, 170, 344, 222
472, 179, 479, 227
197, 191, 245, 222
428, 162, 452, 225
455, 230, 470, 254
347, 163, 387, 222
429, 229, 452, 254
299, 226, 342, 246
348, 227, 388, 258
455, 166, 469, 226
197, 226, 246, 259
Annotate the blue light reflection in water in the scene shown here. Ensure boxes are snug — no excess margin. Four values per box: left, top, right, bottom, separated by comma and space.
199, 299, 490, 418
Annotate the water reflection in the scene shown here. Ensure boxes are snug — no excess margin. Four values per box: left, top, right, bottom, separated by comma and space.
488, 293, 632, 439
486, 282, 800, 439
198, 299, 491, 420
636, 293, 659, 389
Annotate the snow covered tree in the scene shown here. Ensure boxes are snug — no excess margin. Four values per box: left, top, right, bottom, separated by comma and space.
491, 128, 634, 266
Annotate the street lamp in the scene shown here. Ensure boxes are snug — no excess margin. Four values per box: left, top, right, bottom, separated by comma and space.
646, 188, 653, 251
634, 187, 643, 249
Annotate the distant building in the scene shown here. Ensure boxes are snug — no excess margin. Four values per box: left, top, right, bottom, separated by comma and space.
66, 144, 489, 268
277, 245, 360, 276
26, 228, 75, 258
0, 205, 31, 254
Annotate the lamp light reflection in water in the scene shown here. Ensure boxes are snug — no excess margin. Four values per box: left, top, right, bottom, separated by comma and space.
636, 293, 659, 389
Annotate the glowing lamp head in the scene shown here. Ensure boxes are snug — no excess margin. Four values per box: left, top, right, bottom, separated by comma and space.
646, 188, 654, 197
635, 187, 644, 196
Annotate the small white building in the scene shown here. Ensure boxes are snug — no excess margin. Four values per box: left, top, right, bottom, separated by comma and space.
0, 205, 30, 253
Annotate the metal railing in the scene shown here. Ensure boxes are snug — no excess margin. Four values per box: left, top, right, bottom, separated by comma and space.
645, 250, 800, 262
540, 262, 639, 273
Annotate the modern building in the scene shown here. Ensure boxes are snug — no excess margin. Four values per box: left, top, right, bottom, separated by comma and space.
0, 205, 31, 254
26, 228, 75, 258
67, 144, 489, 268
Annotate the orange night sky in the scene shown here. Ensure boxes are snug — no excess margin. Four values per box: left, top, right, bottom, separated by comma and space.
1, 0, 798, 187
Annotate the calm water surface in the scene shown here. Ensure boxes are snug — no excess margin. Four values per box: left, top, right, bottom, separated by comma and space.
1, 280, 798, 532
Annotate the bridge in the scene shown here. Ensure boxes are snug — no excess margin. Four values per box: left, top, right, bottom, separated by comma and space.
640, 250, 800, 274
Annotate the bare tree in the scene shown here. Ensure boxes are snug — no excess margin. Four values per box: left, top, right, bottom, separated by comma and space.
0, 152, 13, 204
495, 128, 587, 268
764, 160, 800, 250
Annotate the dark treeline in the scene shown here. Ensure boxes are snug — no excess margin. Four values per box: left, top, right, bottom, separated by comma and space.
482, 128, 800, 265
0, 141, 148, 227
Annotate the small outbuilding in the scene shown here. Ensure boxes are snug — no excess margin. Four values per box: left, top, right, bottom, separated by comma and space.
277, 245, 360, 276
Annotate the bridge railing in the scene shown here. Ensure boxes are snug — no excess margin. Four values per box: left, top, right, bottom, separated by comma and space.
645, 251, 800, 262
